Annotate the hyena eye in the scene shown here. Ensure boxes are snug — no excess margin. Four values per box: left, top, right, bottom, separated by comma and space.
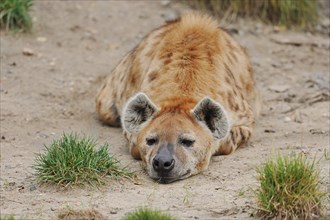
146, 138, 158, 146
180, 139, 195, 147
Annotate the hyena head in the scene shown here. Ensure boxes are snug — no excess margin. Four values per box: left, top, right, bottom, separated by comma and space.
122, 93, 229, 183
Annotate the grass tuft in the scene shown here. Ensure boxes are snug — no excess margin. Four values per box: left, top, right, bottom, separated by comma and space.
0, 0, 33, 31
255, 153, 325, 219
0, 215, 16, 220
123, 208, 176, 220
58, 208, 105, 220
34, 133, 134, 187
188, 0, 318, 29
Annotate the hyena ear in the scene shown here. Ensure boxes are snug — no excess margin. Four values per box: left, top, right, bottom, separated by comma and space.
122, 93, 158, 134
192, 97, 229, 139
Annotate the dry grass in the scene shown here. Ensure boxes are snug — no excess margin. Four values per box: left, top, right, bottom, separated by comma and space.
188, 0, 318, 29
58, 208, 105, 220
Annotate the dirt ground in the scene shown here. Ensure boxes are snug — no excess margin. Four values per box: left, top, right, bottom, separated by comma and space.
1, 1, 329, 219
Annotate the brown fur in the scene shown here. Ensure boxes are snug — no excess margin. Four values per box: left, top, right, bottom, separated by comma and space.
96, 13, 259, 182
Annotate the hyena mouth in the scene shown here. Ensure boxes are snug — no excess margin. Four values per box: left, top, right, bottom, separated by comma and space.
154, 169, 191, 184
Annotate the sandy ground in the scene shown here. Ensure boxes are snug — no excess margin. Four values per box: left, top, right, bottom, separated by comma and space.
0, 1, 329, 219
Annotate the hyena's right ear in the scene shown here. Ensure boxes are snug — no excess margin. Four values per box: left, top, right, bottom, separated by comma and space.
122, 93, 158, 134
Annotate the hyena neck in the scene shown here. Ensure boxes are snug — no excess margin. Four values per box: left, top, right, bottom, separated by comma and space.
158, 96, 198, 112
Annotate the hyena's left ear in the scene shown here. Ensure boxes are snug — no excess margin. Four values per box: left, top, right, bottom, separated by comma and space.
122, 93, 158, 134
192, 97, 229, 139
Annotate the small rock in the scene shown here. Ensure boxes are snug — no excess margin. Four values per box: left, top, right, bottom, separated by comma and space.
51, 207, 56, 211
22, 48, 34, 56
30, 184, 37, 191
264, 129, 275, 133
110, 210, 117, 214
269, 84, 290, 93
284, 116, 291, 122
18, 185, 25, 192
161, 10, 179, 22
320, 17, 330, 28
36, 37, 47, 42
160, 0, 170, 7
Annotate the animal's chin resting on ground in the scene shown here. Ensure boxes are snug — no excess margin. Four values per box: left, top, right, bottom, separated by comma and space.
96, 13, 260, 183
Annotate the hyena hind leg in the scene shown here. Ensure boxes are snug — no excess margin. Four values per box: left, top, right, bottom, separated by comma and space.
215, 126, 252, 155
95, 82, 121, 127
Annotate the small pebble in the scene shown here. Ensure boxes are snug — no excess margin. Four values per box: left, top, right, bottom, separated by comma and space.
160, 0, 170, 6
36, 37, 47, 42
284, 116, 291, 122
161, 10, 179, 22
30, 185, 37, 191
22, 48, 34, 56
264, 129, 275, 133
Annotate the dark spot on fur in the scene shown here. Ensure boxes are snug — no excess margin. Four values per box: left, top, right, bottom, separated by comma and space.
164, 59, 172, 65
130, 74, 137, 84
225, 76, 231, 84
96, 100, 102, 110
148, 71, 158, 82
246, 83, 253, 93
239, 127, 245, 141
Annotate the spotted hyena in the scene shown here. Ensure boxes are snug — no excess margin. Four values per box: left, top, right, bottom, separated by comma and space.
96, 13, 259, 183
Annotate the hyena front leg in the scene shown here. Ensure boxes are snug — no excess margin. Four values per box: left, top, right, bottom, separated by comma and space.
95, 77, 121, 127
215, 125, 252, 155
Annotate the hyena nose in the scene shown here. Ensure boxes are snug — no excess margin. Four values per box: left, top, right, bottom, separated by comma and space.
152, 155, 175, 173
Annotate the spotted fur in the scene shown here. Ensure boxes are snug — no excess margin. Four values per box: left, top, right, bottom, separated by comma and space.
96, 13, 259, 182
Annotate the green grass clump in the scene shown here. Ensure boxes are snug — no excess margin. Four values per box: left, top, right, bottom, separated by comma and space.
123, 208, 176, 220
188, 0, 318, 29
34, 133, 134, 187
0, 215, 16, 220
0, 0, 33, 31
256, 153, 324, 219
